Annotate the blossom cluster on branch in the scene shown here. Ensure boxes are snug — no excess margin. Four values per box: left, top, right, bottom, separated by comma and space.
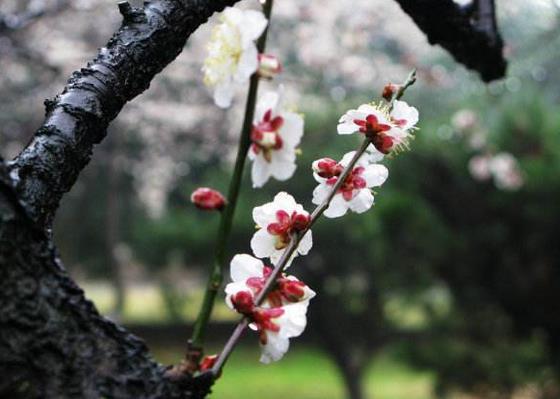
220, 94, 418, 364
190, 3, 419, 376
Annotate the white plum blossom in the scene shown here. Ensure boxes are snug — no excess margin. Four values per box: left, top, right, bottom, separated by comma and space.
224, 254, 315, 364
391, 100, 419, 132
254, 302, 310, 364
250, 192, 312, 265
337, 101, 418, 155
203, 7, 268, 108
249, 89, 304, 188
312, 151, 389, 218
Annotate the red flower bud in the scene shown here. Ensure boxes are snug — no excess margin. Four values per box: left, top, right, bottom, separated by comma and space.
190, 187, 226, 211
313, 158, 344, 179
278, 278, 306, 302
231, 291, 255, 315
258, 53, 282, 79
199, 354, 218, 372
382, 83, 402, 101
291, 212, 310, 232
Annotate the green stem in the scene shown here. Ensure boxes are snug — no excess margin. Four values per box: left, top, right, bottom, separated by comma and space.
191, 0, 275, 348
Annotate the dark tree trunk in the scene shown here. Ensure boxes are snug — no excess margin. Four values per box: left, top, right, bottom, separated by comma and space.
335, 355, 367, 399
394, 0, 506, 81
0, 1, 241, 397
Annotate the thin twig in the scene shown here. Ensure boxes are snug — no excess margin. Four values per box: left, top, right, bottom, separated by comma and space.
211, 71, 417, 375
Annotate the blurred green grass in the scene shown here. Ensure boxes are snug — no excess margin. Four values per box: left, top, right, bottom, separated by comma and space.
84, 282, 436, 398
155, 346, 434, 399
83, 282, 236, 322
83, 281, 446, 327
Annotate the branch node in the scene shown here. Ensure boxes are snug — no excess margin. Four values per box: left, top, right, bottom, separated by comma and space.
118, 1, 145, 24
118, 1, 132, 16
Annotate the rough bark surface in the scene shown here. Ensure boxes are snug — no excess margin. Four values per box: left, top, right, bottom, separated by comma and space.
0, 161, 216, 399
0, 0, 507, 398
394, 0, 506, 81
0, 1, 238, 398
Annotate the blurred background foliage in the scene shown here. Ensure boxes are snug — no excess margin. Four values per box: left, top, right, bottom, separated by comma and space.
2, 0, 560, 398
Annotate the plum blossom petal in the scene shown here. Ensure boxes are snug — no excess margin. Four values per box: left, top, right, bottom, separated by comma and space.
203, 7, 268, 108
348, 189, 374, 214
234, 44, 259, 83
297, 231, 313, 256
312, 151, 388, 218
270, 156, 297, 181
390, 100, 419, 131
238, 9, 268, 45
322, 193, 349, 218
251, 193, 312, 264
250, 154, 273, 188
213, 81, 235, 108
250, 228, 277, 259
250, 88, 304, 187
231, 254, 265, 282
362, 164, 389, 187
337, 101, 416, 155
259, 302, 309, 364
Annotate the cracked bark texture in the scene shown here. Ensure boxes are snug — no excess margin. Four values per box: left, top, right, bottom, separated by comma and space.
0, 0, 507, 398
394, 0, 506, 81
1, 1, 239, 398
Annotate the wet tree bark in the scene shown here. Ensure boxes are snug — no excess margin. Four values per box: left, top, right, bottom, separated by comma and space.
0, 0, 506, 397
394, 0, 506, 81
0, 1, 240, 398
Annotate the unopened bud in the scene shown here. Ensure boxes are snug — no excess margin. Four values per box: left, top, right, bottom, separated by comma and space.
291, 212, 310, 232
191, 187, 226, 211
231, 291, 255, 315
279, 279, 306, 302
312, 158, 343, 178
199, 354, 218, 372
382, 83, 402, 101
258, 54, 282, 79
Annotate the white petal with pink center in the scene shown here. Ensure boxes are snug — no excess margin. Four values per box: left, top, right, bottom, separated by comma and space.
259, 301, 310, 364
203, 7, 268, 108
390, 100, 419, 132
337, 104, 392, 135
312, 151, 389, 218
250, 192, 312, 265
249, 89, 304, 188
222, 254, 315, 364
337, 102, 411, 155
